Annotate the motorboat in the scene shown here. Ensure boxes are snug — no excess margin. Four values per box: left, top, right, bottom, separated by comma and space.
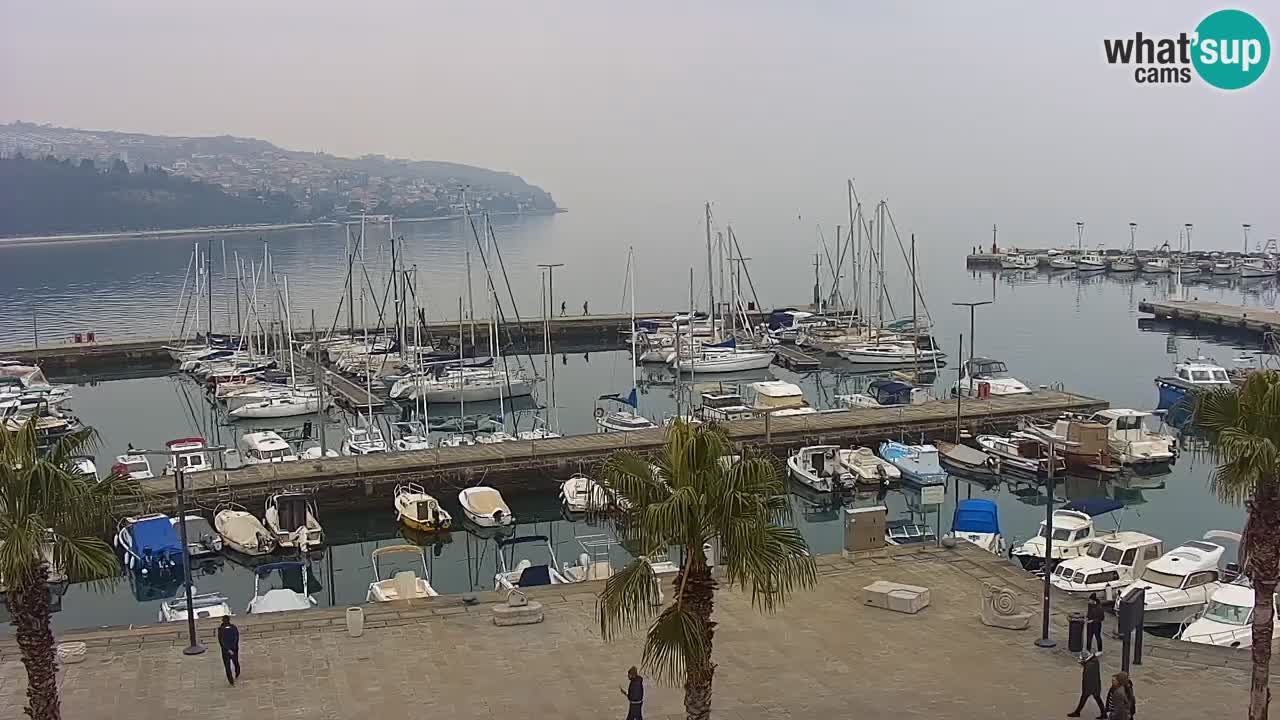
936, 441, 1001, 482
458, 485, 514, 527
787, 445, 853, 493
1050, 531, 1164, 599
1117, 538, 1232, 626
163, 438, 212, 475
367, 545, 439, 601
696, 391, 757, 422
560, 473, 610, 512
391, 421, 432, 451
494, 535, 575, 591
836, 342, 945, 366
236, 431, 300, 464
838, 379, 929, 409
70, 455, 98, 480
1240, 258, 1274, 279
1175, 258, 1202, 275
246, 561, 316, 614
946, 499, 1004, 555
264, 490, 323, 549
1140, 257, 1172, 274
341, 424, 389, 455
1077, 253, 1108, 272
885, 519, 938, 546
1212, 259, 1239, 276
975, 433, 1064, 476
228, 394, 324, 419
837, 446, 900, 486
214, 503, 277, 556
1049, 255, 1078, 270
393, 482, 452, 532
1109, 256, 1138, 273
115, 513, 184, 577
1154, 357, 1233, 420
171, 514, 222, 557
877, 441, 946, 488
951, 357, 1031, 397
748, 380, 809, 413
1000, 253, 1037, 270
475, 430, 518, 444
158, 586, 232, 623
596, 391, 658, 433
1180, 579, 1273, 648
112, 453, 155, 481
1010, 498, 1123, 572
1083, 409, 1177, 467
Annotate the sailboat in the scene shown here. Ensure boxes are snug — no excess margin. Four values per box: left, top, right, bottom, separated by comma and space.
598, 248, 658, 433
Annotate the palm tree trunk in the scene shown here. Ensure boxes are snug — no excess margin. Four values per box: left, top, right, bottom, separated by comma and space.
681, 560, 717, 720
10, 563, 61, 720
1247, 489, 1280, 720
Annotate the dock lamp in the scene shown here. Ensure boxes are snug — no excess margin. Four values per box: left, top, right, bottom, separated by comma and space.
135, 442, 226, 656
1022, 425, 1078, 649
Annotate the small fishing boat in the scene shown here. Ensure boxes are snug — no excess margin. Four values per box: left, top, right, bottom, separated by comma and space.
975, 433, 1064, 476
1010, 498, 1123, 572
837, 446, 900, 486
1050, 531, 1164, 599
158, 586, 232, 623
246, 561, 315, 615
1154, 357, 1232, 422
391, 421, 432, 451
945, 499, 1004, 555
1140, 257, 1172, 273
264, 490, 323, 549
494, 535, 575, 591
877, 441, 946, 488
1211, 259, 1239, 276
1049, 255, 1078, 270
341, 425, 389, 455
367, 545, 439, 602
951, 357, 1031, 397
393, 482, 452, 532
171, 514, 222, 557
885, 519, 938, 546
936, 440, 1001, 482
214, 502, 277, 556
1109, 256, 1138, 272
1077, 253, 1107, 272
115, 513, 184, 576
787, 445, 852, 493
1000, 253, 1037, 270
1239, 258, 1273, 278
458, 485, 514, 527
236, 431, 300, 465
1083, 409, 1177, 467
112, 452, 155, 481
163, 438, 212, 475
560, 473, 610, 513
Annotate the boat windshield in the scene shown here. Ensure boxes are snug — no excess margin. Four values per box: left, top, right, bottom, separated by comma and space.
975, 361, 1009, 377
1203, 600, 1251, 626
1085, 543, 1124, 564
1140, 567, 1186, 588
1212, 370, 1229, 382
1038, 524, 1073, 542
176, 453, 206, 470
1114, 415, 1144, 431
123, 460, 149, 474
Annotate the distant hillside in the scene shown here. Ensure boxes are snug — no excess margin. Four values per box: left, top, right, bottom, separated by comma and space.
0, 155, 298, 236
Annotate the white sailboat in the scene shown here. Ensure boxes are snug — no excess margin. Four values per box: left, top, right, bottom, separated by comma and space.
598, 247, 657, 433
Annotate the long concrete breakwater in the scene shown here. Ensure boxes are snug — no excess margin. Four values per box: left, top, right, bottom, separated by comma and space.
126, 389, 1107, 514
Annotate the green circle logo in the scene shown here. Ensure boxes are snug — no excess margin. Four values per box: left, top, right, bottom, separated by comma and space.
1193, 9, 1270, 90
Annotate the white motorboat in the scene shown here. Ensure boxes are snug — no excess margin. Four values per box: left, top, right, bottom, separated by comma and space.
1010, 498, 1123, 572
475, 430, 518, 444
236, 431, 300, 465
1175, 259, 1202, 275
1155, 356, 1234, 418
787, 445, 852, 493
1109, 255, 1138, 272
1049, 256, 1078, 270
393, 482, 452, 532
163, 437, 212, 475
391, 421, 432, 451
246, 561, 315, 615
458, 485, 514, 527
695, 391, 756, 422
748, 380, 808, 413
1140, 257, 1172, 274
367, 545, 439, 602
171, 514, 223, 557
945, 499, 1005, 555
952, 357, 1032, 397
264, 490, 323, 549
1077, 253, 1107, 271
112, 453, 155, 481
975, 433, 1064, 476
229, 394, 324, 419
1050, 531, 1164, 599
671, 349, 774, 374
838, 378, 930, 409
71, 456, 98, 480
836, 342, 945, 365
560, 473, 610, 513
1000, 253, 1037, 270
1239, 258, 1273, 278
596, 390, 659, 433
214, 502, 277, 556
1180, 579, 1273, 649
341, 425, 389, 455
1212, 259, 1239, 276
1083, 409, 1177, 466
836, 446, 900, 486
158, 586, 233, 623
114, 513, 184, 576
494, 535, 574, 591
1118, 537, 1233, 626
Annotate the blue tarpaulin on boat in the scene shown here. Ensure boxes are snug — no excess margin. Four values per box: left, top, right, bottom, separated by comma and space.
1063, 498, 1124, 517
952, 499, 1000, 534
129, 516, 183, 556
598, 388, 639, 408
708, 337, 736, 349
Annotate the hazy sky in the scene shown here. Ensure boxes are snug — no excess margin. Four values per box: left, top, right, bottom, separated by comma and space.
3, 1, 1277, 250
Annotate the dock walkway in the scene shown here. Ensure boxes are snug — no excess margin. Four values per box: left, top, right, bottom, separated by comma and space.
295, 355, 382, 409
773, 345, 823, 370
1139, 299, 1280, 337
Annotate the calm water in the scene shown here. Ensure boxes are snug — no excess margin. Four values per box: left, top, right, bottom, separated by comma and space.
4, 212, 1279, 632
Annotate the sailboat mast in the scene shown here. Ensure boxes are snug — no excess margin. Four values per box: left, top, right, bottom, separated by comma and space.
910, 234, 918, 377
458, 297, 465, 425
705, 203, 714, 335
283, 276, 297, 387
465, 250, 476, 350
206, 244, 214, 339
629, 247, 639, 415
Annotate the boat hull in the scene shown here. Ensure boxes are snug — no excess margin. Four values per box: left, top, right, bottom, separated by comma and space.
421, 379, 533, 404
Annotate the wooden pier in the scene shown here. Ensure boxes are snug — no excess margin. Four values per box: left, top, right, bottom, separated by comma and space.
773, 346, 823, 371
1138, 299, 1280, 338
295, 355, 383, 409
128, 389, 1107, 513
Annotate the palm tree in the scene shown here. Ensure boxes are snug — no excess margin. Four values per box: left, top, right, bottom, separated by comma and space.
1194, 371, 1280, 720
0, 420, 135, 720
596, 420, 816, 720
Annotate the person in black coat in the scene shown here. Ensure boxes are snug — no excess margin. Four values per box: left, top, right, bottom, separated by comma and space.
620, 666, 643, 720
217, 616, 241, 686
1104, 671, 1136, 720
1067, 652, 1105, 718
1086, 593, 1105, 652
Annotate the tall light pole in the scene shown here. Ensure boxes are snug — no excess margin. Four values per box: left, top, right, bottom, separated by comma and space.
952, 301, 992, 395
135, 442, 226, 656
1243, 223, 1252, 255
1024, 426, 1078, 649
537, 263, 564, 431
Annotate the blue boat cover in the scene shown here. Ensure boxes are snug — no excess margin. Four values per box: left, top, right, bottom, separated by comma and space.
598, 388, 639, 408
254, 561, 305, 577
129, 516, 183, 556
952, 499, 1000, 534
1063, 498, 1124, 517
708, 337, 736, 349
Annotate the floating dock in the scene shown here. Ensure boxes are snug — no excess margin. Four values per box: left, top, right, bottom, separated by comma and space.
1138, 299, 1280, 338
127, 389, 1107, 513
773, 346, 823, 371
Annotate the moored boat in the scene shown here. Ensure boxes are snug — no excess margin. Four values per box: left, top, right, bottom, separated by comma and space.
458, 485, 514, 527
393, 482, 452, 532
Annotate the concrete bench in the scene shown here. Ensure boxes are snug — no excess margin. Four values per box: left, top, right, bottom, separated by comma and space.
861, 581, 931, 614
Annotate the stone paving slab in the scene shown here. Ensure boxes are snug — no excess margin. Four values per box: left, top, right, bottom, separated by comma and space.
0, 545, 1253, 719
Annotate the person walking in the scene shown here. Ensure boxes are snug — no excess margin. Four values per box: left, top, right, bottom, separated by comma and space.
1086, 593, 1105, 652
1067, 651, 1104, 718
583, 300, 589, 316
217, 616, 241, 686
560, 300, 566, 316
620, 666, 643, 720
1104, 671, 1136, 720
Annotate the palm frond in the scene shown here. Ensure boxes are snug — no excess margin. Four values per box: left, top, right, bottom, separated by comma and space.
719, 521, 816, 611
640, 602, 708, 685
600, 452, 671, 510
598, 558, 661, 641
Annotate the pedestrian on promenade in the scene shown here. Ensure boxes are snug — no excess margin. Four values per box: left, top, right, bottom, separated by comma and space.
561, 300, 566, 316
620, 666, 643, 720
1086, 593, 1105, 652
1104, 671, 1136, 720
217, 616, 241, 686
1067, 651, 1104, 718
583, 300, 589, 315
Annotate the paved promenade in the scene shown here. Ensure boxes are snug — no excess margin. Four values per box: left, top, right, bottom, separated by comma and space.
0, 545, 1251, 719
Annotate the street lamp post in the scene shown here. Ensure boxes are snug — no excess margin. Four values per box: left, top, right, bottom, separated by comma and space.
136, 442, 226, 656
952, 301, 993, 395
1024, 426, 1078, 649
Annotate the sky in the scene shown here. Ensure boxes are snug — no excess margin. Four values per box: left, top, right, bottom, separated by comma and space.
3, 1, 1278, 251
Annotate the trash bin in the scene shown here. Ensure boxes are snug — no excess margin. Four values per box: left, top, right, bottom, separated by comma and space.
1068, 612, 1086, 653
346, 606, 365, 637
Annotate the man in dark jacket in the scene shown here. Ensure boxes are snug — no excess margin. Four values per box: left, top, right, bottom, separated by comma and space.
217, 616, 241, 686
1086, 593, 1105, 652
620, 666, 643, 720
1068, 651, 1105, 718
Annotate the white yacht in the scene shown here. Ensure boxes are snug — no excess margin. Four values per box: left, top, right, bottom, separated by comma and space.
163, 438, 212, 475
1180, 579, 1273, 649
246, 561, 315, 615
1050, 531, 1164, 599
836, 342, 945, 366
1084, 409, 1177, 467
494, 535, 574, 591
670, 349, 774, 374
112, 453, 155, 481
1049, 255, 1078, 270
837, 446, 900, 486
228, 394, 324, 419
159, 586, 232, 623
236, 431, 300, 465
787, 445, 852, 493
213, 502, 276, 556
1000, 253, 1037, 270
1010, 498, 1123, 572
367, 545, 439, 602
952, 357, 1031, 397
458, 486, 514, 527
264, 490, 323, 549
1118, 538, 1231, 626
561, 473, 610, 513
341, 425, 389, 455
